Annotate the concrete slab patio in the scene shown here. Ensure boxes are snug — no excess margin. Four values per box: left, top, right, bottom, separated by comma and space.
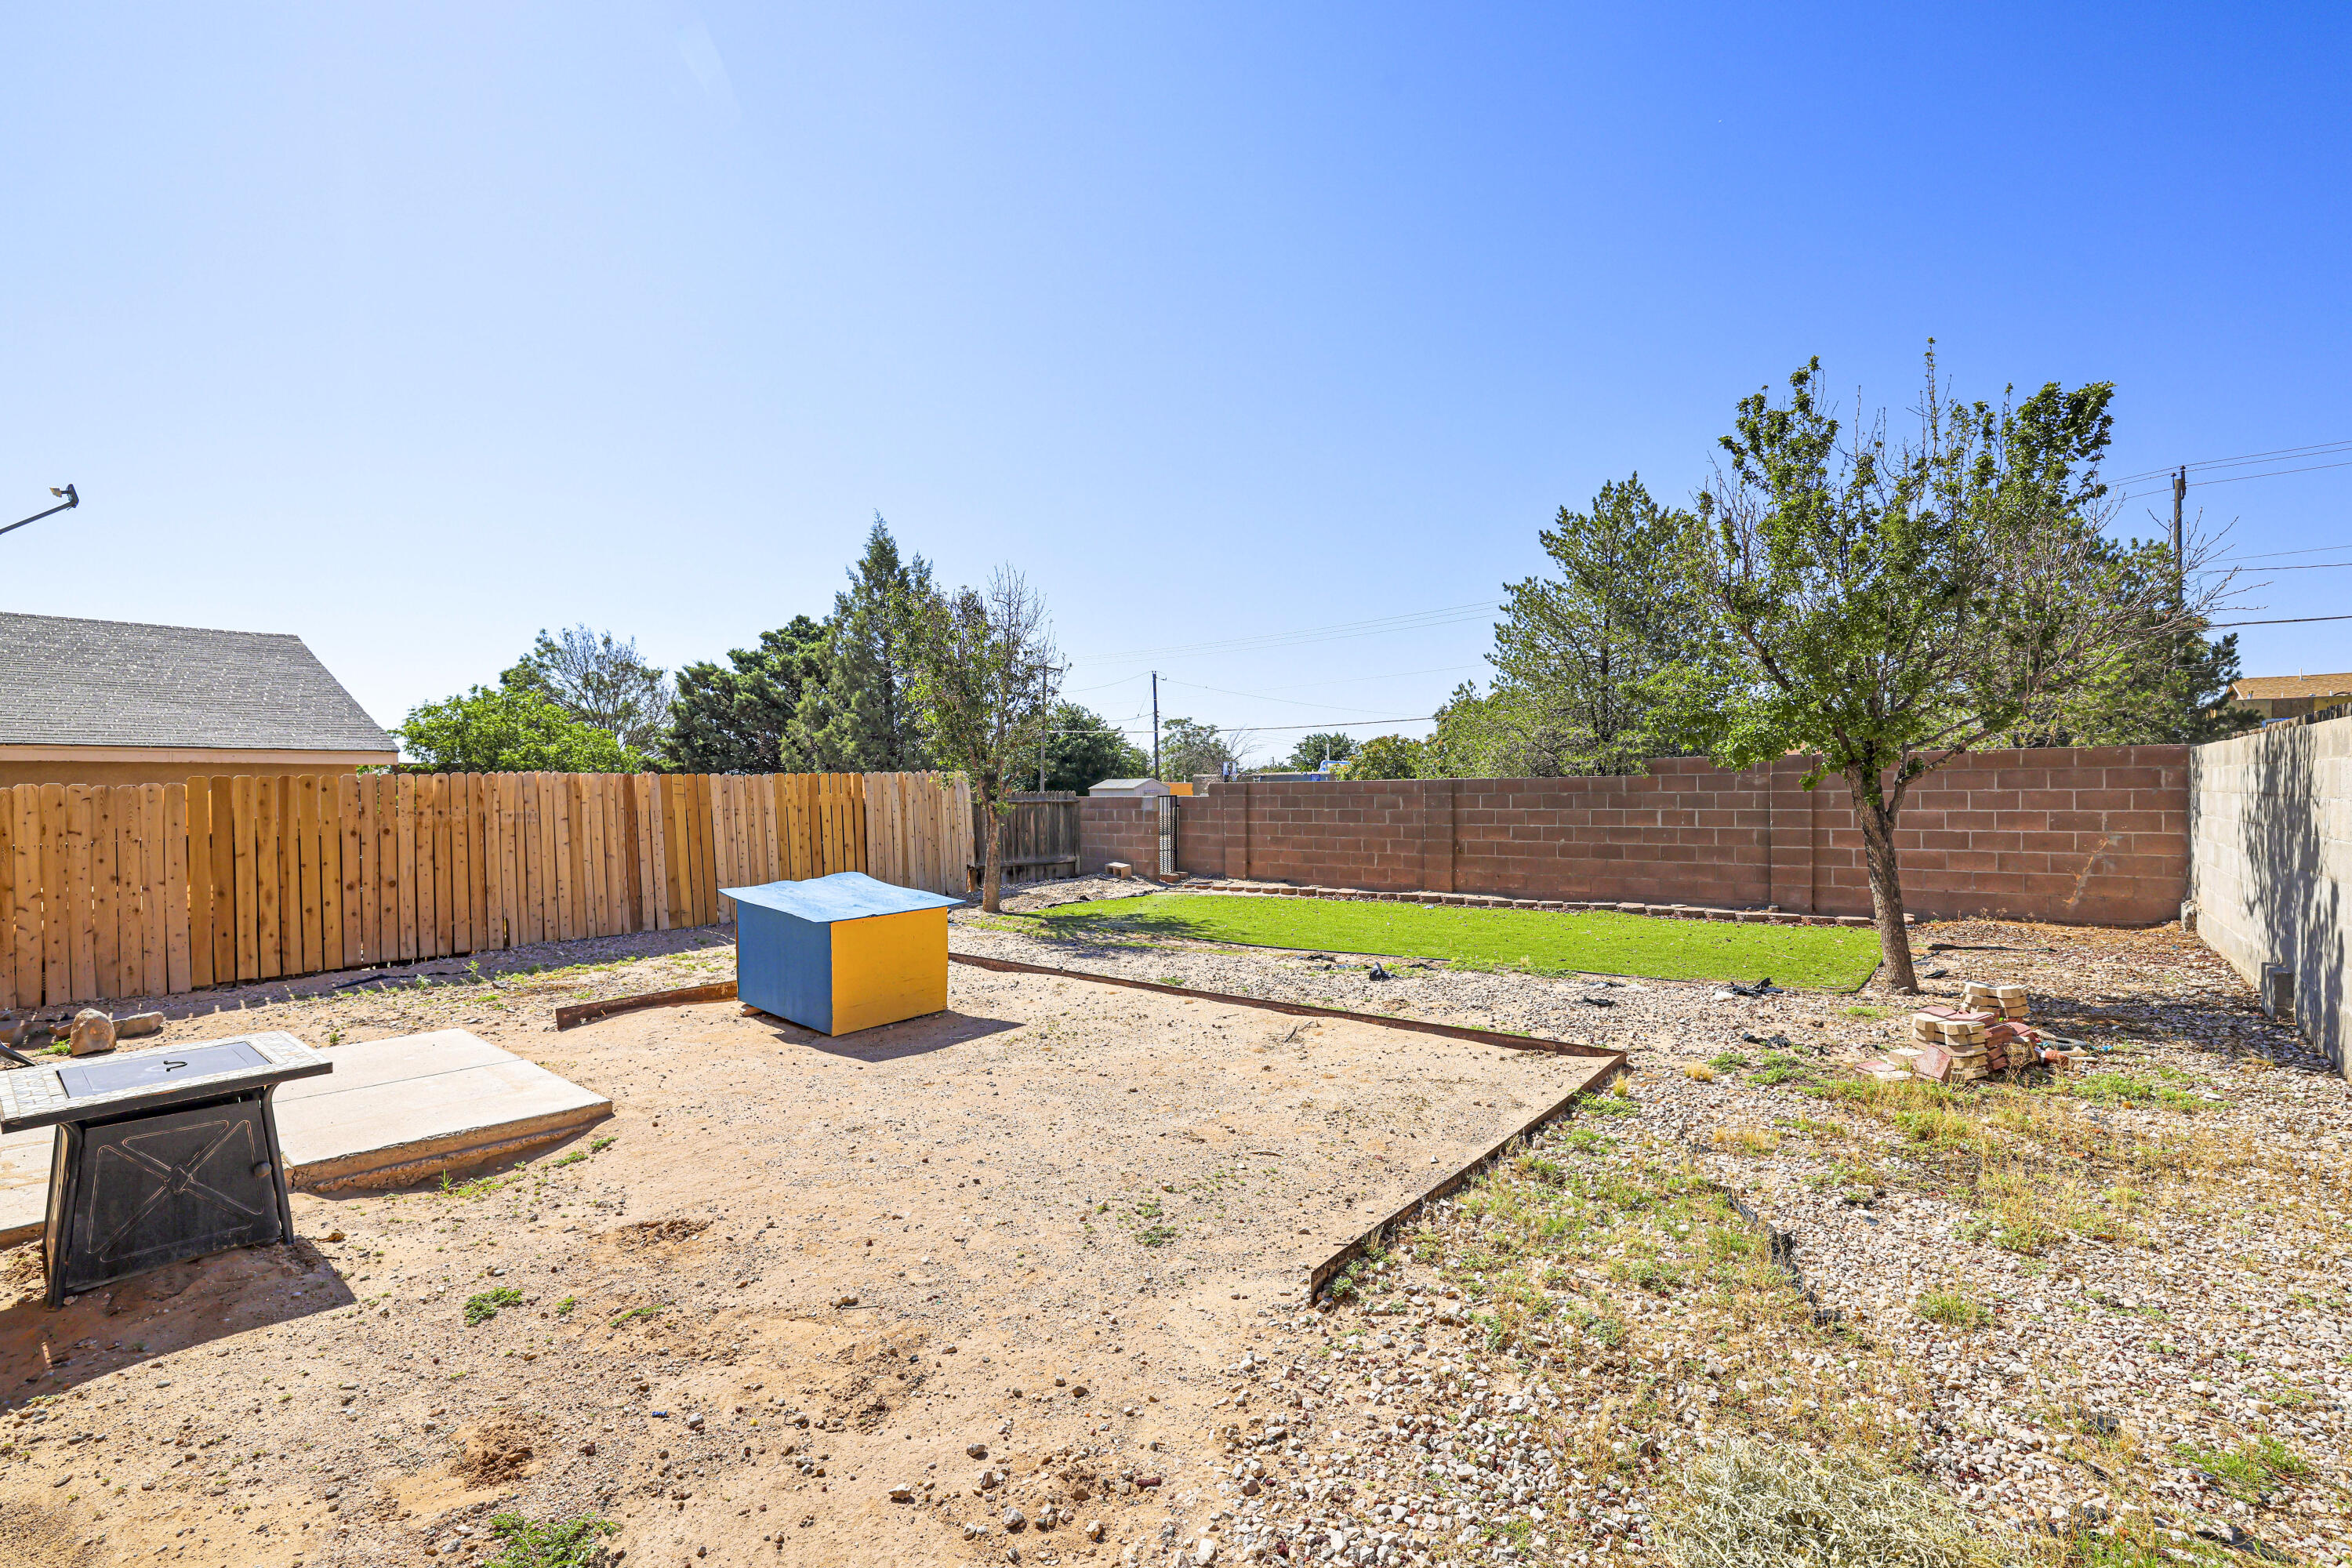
0, 1028, 609, 1244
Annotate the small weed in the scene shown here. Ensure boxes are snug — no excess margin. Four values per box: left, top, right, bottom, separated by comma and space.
484, 1512, 618, 1568
608, 1305, 664, 1329
1136, 1225, 1178, 1247
2074, 1073, 2154, 1105
441, 1170, 516, 1200
1914, 1290, 1992, 1329
1709, 1126, 1781, 1156
590, 1136, 614, 1153
1582, 1094, 1636, 1119
554, 1296, 577, 1316
1708, 1052, 1751, 1072
1842, 1004, 1889, 1019
464, 1287, 524, 1327
2176, 1435, 2310, 1501
1682, 1062, 1717, 1083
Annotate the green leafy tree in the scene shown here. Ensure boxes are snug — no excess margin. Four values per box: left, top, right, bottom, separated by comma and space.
1341, 733, 1424, 780
665, 615, 827, 772
1419, 681, 1570, 777
906, 568, 1061, 913
1036, 702, 1150, 793
789, 517, 934, 771
1283, 732, 1358, 772
500, 626, 673, 755
397, 686, 644, 773
1663, 350, 2227, 990
1490, 476, 1705, 774
1157, 717, 1248, 782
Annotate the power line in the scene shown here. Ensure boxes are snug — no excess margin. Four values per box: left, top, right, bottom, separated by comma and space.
2117, 456, 2352, 506
1162, 674, 1443, 714
2211, 613, 2352, 628
2209, 542, 2352, 563
2112, 437, 2352, 486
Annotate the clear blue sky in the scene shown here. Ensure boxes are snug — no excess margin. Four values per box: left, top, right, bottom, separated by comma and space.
7, 4, 2348, 759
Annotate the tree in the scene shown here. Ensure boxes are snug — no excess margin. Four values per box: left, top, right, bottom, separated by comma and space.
1664, 350, 2227, 991
1490, 477, 1706, 774
1157, 717, 1250, 782
665, 615, 827, 772
501, 626, 673, 754
1419, 681, 1572, 778
1283, 732, 1359, 772
397, 685, 645, 773
1341, 733, 1425, 780
789, 516, 934, 771
1036, 702, 1151, 793
906, 568, 1062, 913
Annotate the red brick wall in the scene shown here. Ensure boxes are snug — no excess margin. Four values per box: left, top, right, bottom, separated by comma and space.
1140, 746, 2187, 926
1077, 798, 1162, 876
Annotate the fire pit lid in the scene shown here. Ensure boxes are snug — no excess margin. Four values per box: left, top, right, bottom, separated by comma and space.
0, 1031, 331, 1133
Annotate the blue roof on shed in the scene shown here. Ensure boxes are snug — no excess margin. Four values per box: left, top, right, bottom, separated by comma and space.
720, 871, 962, 924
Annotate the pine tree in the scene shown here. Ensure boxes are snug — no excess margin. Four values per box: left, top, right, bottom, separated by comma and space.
664, 615, 828, 772
786, 516, 935, 771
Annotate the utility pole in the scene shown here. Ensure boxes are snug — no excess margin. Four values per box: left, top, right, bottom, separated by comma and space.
1150, 671, 1161, 781
2172, 465, 2187, 609
1038, 665, 1049, 793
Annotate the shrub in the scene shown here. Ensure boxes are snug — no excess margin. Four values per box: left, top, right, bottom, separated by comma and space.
1655, 1439, 1990, 1568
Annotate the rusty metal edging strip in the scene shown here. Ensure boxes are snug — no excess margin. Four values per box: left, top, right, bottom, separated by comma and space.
554, 981, 739, 1032
947, 952, 1621, 1062
1305, 1056, 1624, 1301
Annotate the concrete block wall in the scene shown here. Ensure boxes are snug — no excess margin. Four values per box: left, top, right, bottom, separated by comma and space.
1148, 745, 2188, 926
2189, 713, 2352, 1075
1077, 798, 1161, 877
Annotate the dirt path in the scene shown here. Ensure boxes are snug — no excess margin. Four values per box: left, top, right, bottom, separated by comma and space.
0, 938, 1606, 1568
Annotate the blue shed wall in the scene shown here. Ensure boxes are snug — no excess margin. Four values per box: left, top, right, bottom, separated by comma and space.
736, 902, 834, 1034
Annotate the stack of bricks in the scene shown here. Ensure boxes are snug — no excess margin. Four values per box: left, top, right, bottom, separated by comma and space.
1911, 1006, 1998, 1083
1965, 982, 2056, 1072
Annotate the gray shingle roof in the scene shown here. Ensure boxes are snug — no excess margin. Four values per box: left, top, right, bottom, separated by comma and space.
0, 612, 396, 753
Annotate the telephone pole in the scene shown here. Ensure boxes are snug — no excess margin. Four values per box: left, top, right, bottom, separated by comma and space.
1150, 671, 1161, 781
2172, 465, 2187, 609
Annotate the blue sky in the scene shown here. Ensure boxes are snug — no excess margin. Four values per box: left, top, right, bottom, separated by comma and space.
6, 4, 2348, 759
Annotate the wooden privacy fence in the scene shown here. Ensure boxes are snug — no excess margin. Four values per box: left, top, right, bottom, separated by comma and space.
0, 770, 971, 1011
973, 793, 1082, 884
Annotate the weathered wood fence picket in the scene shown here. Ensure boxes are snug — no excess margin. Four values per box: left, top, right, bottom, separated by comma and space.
0, 769, 971, 1011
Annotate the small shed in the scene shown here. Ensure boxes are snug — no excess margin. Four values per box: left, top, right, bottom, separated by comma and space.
1087, 778, 1174, 798
723, 872, 961, 1036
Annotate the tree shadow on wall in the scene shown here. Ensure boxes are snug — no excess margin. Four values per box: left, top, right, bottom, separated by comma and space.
2232, 720, 2344, 1076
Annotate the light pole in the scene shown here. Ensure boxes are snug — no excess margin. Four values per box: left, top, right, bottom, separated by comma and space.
0, 485, 78, 542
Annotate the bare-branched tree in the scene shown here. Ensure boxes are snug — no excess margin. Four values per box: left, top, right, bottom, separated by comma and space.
502, 625, 675, 756
1661, 350, 2234, 990
905, 568, 1062, 913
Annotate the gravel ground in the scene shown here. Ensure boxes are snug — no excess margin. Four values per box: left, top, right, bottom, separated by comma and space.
2, 881, 2341, 1568
954, 886, 2352, 1568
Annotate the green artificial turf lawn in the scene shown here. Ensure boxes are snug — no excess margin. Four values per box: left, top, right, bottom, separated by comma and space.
1035, 893, 1881, 990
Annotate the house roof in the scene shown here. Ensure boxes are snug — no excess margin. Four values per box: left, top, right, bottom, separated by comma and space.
2232, 673, 2352, 700
1089, 778, 1170, 793
0, 612, 397, 753
721, 871, 960, 923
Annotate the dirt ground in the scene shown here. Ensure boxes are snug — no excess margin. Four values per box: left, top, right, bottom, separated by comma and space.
0, 925, 1608, 1568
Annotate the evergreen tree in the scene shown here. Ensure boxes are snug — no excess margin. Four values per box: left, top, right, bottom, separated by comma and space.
664, 615, 828, 772
787, 516, 935, 771
1488, 476, 1704, 775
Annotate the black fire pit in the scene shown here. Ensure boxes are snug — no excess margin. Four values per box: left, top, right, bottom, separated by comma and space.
0, 1032, 330, 1308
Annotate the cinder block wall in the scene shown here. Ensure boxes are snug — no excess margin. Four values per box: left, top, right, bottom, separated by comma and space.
2189, 713, 2352, 1075
1077, 798, 1161, 875
1142, 746, 2188, 926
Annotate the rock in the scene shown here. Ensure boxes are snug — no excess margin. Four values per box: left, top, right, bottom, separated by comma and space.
684, 1413, 704, 1431
67, 1009, 115, 1057
833, 1294, 859, 1308
1086, 1519, 1105, 1542
1003, 1507, 1027, 1532
889, 1485, 916, 1501
967, 1443, 989, 1459
1192, 1537, 1218, 1565
115, 1011, 165, 1039
963, 1522, 988, 1540
978, 1468, 1002, 1490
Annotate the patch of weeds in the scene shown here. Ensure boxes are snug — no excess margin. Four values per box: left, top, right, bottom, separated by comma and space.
1655, 1438, 1994, 1568
2151, 1087, 2208, 1112
464, 1287, 524, 1326
1747, 1051, 1813, 1087
1894, 1105, 1977, 1149
484, 1512, 618, 1568
554, 1296, 577, 1316
2175, 1435, 2310, 1501
1682, 1062, 1717, 1083
1842, 1004, 1889, 1019
1136, 1225, 1179, 1247
2073, 1073, 2154, 1105
1708, 1052, 1752, 1072
607, 1305, 665, 1329
1581, 1094, 1636, 1119
441, 1170, 517, 1200
1710, 1126, 1781, 1156
1914, 1290, 1992, 1329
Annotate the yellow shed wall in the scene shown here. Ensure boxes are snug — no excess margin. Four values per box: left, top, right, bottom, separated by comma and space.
826, 906, 949, 1035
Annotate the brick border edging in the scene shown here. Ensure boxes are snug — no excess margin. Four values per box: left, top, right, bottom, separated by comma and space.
1178, 878, 1900, 929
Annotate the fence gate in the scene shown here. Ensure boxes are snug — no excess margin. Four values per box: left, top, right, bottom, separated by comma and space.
1157, 794, 1176, 878
973, 793, 1080, 887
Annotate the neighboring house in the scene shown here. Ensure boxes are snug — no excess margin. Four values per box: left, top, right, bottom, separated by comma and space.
2229, 673, 2352, 723
0, 612, 397, 787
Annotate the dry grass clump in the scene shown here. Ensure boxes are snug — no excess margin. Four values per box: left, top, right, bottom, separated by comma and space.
1655, 1439, 1995, 1568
